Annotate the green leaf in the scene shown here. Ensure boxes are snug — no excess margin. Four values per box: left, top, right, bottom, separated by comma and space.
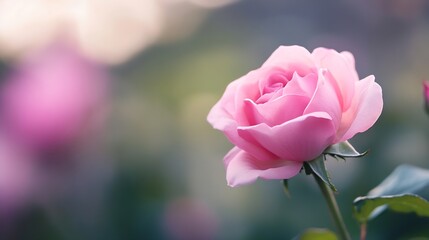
283, 179, 290, 197
358, 164, 429, 219
368, 164, 429, 196
295, 228, 338, 240
323, 141, 366, 158
304, 155, 337, 192
353, 194, 429, 223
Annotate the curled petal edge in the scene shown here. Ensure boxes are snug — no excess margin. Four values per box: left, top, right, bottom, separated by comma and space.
224, 147, 303, 187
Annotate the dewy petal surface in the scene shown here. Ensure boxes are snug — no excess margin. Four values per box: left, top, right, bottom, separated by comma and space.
237, 112, 336, 161
224, 147, 303, 187
337, 75, 383, 142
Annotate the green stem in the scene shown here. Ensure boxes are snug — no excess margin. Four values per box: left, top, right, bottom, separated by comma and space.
313, 173, 351, 240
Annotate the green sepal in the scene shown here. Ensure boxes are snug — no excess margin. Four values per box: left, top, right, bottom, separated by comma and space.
294, 228, 338, 240
304, 155, 337, 192
323, 141, 366, 159
353, 194, 429, 224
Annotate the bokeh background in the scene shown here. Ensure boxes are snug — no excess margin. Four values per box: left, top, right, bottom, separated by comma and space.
0, 0, 429, 239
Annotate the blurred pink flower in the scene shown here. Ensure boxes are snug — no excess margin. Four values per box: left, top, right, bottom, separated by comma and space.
0, 134, 35, 214
424, 81, 429, 111
0, 44, 108, 152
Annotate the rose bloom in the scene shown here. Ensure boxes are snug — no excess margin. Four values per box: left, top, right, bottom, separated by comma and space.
208, 45, 383, 187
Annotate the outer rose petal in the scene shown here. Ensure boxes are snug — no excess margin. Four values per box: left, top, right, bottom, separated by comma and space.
222, 120, 277, 161
340, 51, 356, 69
337, 75, 383, 142
208, 70, 287, 161
312, 48, 358, 109
208, 67, 270, 128
262, 45, 316, 76
237, 112, 336, 161
233, 71, 263, 125
224, 147, 303, 187
208, 81, 277, 161
207, 79, 240, 130
304, 69, 342, 130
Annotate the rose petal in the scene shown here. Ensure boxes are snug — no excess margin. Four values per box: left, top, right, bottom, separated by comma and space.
208, 71, 278, 161
262, 45, 316, 76
340, 51, 355, 69
244, 94, 309, 126
209, 115, 276, 161
337, 75, 383, 142
283, 72, 318, 98
207, 80, 240, 130
233, 70, 274, 125
238, 112, 336, 161
224, 147, 303, 187
208, 102, 276, 161
258, 67, 291, 97
304, 69, 342, 129
312, 48, 359, 109
208, 69, 266, 128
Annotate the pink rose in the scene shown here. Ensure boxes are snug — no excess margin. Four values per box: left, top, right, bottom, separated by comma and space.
208, 45, 383, 187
